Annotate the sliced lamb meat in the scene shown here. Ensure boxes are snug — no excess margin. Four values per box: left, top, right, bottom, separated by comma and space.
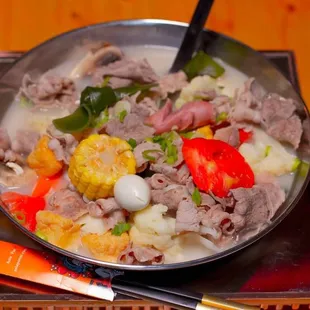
47, 188, 88, 221
261, 94, 303, 148
87, 198, 125, 230
11, 130, 40, 156
0, 128, 11, 151
151, 185, 190, 211
133, 141, 162, 168
230, 183, 285, 233
147, 173, 173, 189
200, 205, 233, 235
211, 95, 232, 115
130, 97, 159, 118
157, 71, 188, 98
118, 244, 164, 265
261, 94, 296, 125
145, 99, 215, 134
266, 115, 302, 149
175, 199, 200, 233
87, 197, 121, 218
108, 77, 132, 88
214, 126, 240, 147
47, 125, 78, 164
18, 74, 76, 109
150, 163, 190, 185
104, 210, 126, 230
230, 78, 263, 124
105, 114, 155, 144
92, 58, 158, 84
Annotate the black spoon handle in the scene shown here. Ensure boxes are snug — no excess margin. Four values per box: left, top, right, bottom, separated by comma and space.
170, 0, 215, 73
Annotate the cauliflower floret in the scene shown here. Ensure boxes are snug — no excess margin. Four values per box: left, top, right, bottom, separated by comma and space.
239, 127, 297, 176
130, 226, 175, 251
175, 75, 220, 109
76, 214, 108, 235
35, 210, 81, 251
130, 204, 176, 251
133, 204, 175, 235
82, 231, 130, 263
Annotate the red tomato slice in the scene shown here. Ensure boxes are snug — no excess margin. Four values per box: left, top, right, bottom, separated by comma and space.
0, 192, 45, 232
182, 138, 254, 197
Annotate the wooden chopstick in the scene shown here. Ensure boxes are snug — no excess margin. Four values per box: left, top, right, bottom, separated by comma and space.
112, 278, 259, 310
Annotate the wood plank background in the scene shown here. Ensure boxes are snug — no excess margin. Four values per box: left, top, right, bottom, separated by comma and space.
0, 0, 309, 106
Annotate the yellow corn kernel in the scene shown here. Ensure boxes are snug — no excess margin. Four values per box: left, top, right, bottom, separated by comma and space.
68, 134, 136, 200
82, 231, 130, 263
196, 125, 213, 139
27, 135, 63, 177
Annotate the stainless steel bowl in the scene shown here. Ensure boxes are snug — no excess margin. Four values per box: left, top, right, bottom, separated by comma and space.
0, 19, 309, 271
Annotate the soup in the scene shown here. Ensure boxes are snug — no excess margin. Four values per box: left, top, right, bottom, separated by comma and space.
0, 43, 305, 265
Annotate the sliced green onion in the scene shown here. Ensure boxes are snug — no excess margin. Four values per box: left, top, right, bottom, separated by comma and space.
216, 112, 228, 123
165, 142, 178, 165
13, 211, 26, 225
101, 76, 111, 87
265, 145, 272, 157
292, 158, 301, 172
111, 222, 131, 236
180, 131, 195, 139
19, 96, 33, 108
35, 230, 48, 241
118, 110, 128, 123
114, 83, 157, 100
92, 108, 109, 128
192, 187, 202, 205
142, 149, 162, 161
127, 138, 137, 149
299, 161, 310, 177
183, 51, 225, 80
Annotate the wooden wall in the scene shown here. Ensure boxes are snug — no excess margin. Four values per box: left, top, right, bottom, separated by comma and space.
0, 0, 309, 106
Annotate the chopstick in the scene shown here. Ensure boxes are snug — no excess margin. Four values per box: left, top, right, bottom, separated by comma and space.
170, 0, 215, 73
112, 278, 259, 310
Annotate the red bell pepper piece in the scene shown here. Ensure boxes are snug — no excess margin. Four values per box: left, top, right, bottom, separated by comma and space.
0, 192, 45, 232
32, 172, 61, 197
182, 138, 255, 197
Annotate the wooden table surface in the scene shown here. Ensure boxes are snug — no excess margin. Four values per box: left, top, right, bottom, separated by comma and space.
0, 0, 309, 107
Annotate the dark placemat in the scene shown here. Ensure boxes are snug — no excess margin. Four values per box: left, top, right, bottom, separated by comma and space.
0, 51, 308, 302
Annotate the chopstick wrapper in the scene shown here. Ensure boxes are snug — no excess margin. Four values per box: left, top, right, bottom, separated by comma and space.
0, 240, 115, 301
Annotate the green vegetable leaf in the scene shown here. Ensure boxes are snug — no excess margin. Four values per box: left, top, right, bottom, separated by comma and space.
80, 86, 117, 117
216, 112, 228, 123
127, 138, 137, 149
183, 51, 225, 80
119, 110, 128, 123
53, 105, 92, 133
192, 187, 202, 205
114, 83, 158, 100
142, 149, 162, 161
111, 222, 131, 236
101, 76, 111, 87
180, 131, 195, 139
35, 230, 48, 241
265, 145, 272, 157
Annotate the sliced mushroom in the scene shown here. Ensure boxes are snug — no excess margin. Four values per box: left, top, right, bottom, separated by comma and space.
70, 44, 123, 79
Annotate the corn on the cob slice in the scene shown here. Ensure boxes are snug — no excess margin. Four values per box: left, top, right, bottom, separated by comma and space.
196, 125, 213, 139
27, 135, 63, 177
68, 134, 136, 200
